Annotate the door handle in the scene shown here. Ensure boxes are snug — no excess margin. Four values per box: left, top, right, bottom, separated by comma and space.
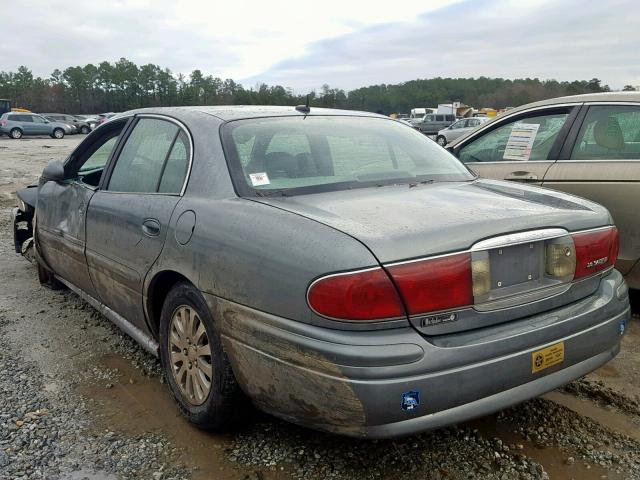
504, 171, 538, 182
141, 219, 161, 237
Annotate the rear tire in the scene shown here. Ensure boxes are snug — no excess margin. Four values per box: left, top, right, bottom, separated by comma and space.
37, 262, 64, 290
436, 135, 447, 147
52, 128, 64, 139
10, 128, 23, 139
159, 281, 246, 430
80, 126, 90, 134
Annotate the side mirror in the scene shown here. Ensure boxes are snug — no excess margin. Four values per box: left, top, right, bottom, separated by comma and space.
40, 160, 65, 185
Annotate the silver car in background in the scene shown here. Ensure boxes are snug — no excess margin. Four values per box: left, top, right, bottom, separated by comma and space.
0, 112, 73, 139
436, 116, 490, 146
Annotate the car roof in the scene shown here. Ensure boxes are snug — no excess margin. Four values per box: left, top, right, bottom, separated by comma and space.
495, 91, 640, 117
448, 92, 640, 147
122, 105, 385, 122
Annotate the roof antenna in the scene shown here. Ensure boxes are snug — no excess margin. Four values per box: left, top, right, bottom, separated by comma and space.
295, 94, 310, 114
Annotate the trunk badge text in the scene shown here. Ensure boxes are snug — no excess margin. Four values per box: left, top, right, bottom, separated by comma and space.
587, 256, 608, 269
420, 312, 457, 327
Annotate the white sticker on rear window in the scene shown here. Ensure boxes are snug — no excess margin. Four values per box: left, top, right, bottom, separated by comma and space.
503, 123, 540, 161
249, 172, 270, 186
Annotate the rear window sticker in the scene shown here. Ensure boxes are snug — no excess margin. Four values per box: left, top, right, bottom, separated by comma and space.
249, 172, 270, 186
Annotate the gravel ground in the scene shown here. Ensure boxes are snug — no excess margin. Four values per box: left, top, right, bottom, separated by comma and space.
1, 136, 639, 480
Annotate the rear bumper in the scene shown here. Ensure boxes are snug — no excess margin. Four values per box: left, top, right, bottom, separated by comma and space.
206, 269, 630, 438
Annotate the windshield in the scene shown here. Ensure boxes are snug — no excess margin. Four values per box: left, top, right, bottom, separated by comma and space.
222, 116, 474, 196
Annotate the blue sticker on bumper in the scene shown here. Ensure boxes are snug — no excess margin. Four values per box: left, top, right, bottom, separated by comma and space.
619, 317, 627, 336
401, 391, 420, 411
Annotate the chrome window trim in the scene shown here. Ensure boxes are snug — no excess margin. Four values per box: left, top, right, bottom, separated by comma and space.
455, 102, 582, 148
105, 113, 194, 197
464, 160, 554, 165
583, 101, 640, 106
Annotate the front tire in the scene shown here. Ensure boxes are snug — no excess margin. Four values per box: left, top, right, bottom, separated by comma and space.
52, 128, 65, 139
80, 126, 90, 134
159, 282, 245, 430
436, 135, 447, 147
10, 128, 23, 139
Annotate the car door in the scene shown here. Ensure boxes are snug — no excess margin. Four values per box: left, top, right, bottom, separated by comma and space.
543, 103, 640, 280
452, 106, 580, 185
447, 119, 470, 142
31, 114, 51, 135
36, 119, 128, 297
17, 114, 36, 134
85, 115, 191, 330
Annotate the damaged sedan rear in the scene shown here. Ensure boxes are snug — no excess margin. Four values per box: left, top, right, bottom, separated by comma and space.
12, 105, 630, 438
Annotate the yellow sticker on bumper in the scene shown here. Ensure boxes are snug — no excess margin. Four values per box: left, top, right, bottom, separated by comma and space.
532, 342, 565, 373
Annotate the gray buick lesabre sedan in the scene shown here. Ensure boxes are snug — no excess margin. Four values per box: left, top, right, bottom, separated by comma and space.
12, 105, 630, 438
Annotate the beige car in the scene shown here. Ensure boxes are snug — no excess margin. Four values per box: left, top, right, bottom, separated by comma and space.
448, 92, 640, 288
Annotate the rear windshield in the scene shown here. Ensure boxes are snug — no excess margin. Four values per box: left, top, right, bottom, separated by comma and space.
221, 116, 473, 196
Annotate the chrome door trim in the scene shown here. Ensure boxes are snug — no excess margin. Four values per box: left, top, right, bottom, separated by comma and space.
453, 102, 582, 148
55, 275, 159, 356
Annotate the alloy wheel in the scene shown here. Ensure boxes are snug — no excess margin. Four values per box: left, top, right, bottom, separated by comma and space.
168, 305, 213, 406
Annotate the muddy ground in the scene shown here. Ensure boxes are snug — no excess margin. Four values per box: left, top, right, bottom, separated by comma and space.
0, 136, 639, 480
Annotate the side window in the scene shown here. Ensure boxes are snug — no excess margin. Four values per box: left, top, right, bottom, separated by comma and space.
108, 118, 179, 193
158, 131, 190, 194
570, 105, 640, 160
435, 115, 444, 122
32, 115, 46, 124
76, 135, 120, 186
19, 115, 33, 122
458, 111, 570, 163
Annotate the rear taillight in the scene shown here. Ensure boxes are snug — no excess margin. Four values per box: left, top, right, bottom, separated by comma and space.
307, 267, 404, 320
572, 227, 619, 279
308, 227, 619, 321
386, 253, 473, 314
0, 120, 7, 126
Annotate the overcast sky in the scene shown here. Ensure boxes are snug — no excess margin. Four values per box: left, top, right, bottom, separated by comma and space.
3, 0, 638, 91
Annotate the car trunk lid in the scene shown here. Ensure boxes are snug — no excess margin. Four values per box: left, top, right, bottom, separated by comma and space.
255, 179, 613, 334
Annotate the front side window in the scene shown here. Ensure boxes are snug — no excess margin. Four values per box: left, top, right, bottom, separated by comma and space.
32, 115, 47, 124
570, 105, 640, 160
108, 118, 188, 194
458, 110, 570, 163
222, 116, 473, 196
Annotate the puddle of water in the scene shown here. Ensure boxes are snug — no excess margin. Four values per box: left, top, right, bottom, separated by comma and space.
81, 354, 288, 480
467, 413, 621, 480
544, 391, 640, 442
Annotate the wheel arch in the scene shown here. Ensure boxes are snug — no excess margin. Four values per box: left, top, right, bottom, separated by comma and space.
146, 269, 196, 339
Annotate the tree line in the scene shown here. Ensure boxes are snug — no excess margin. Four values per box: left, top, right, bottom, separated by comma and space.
0, 57, 633, 115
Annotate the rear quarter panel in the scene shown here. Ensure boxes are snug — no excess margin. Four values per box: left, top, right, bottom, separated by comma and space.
154, 196, 383, 328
